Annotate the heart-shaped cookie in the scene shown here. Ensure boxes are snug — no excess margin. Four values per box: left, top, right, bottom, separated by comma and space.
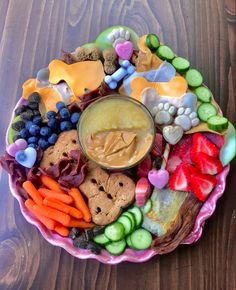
115, 40, 133, 60
15, 147, 37, 168
163, 125, 184, 145
6, 139, 28, 157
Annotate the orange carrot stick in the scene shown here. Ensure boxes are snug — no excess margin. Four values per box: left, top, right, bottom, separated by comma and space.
40, 175, 65, 194
54, 225, 69, 237
32, 204, 71, 226
65, 218, 95, 228
68, 188, 92, 222
23, 181, 43, 205
43, 198, 83, 219
25, 199, 56, 230
38, 188, 73, 204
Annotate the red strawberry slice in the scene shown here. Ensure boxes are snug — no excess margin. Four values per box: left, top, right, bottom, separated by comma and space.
190, 173, 217, 201
191, 133, 219, 161
137, 155, 152, 177
166, 153, 182, 174
194, 152, 223, 175
169, 163, 192, 192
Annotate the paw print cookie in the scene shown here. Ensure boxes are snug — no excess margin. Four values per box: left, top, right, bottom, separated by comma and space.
153, 103, 177, 125
174, 107, 200, 131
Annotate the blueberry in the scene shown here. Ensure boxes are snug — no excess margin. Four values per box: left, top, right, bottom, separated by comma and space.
47, 118, 60, 130
60, 121, 72, 131
47, 110, 56, 119
13, 134, 21, 142
28, 143, 37, 149
21, 110, 34, 121
28, 136, 38, 144
33, 110, 40, 116
56, 101, 66, 111
38, 138, 49, 150
59, 108, 70, 119
25, 121, 33, 130
28, 92, 41, 103
40, 126, 51, 137
70, 112, 81, 124
20, 128, 30, 139
48, 133, 58, 144
29, 124, 40, 136
14, 105, 27, 116
11, 121, 25, 131
32, 115, 42, 125
15, 151, 26, 162
28, 102, 39, 110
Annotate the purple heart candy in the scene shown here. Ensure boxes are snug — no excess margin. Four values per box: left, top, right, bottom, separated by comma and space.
148, 169, 170, 189
6, 139, 28, 157
115, 41, 134, 60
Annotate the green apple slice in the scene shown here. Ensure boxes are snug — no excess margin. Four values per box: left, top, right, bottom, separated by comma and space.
7, 115, 21, 144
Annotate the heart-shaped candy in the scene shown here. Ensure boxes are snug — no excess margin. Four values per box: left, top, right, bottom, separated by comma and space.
15, 147, 37, 168
163, 125, 184, 145
115, 40, 133, 60
148, 169, 170, 189
6, 139, 28, 157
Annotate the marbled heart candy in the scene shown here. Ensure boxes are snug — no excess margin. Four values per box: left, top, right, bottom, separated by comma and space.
6, 139, 28, 157
163, 125, 183, 145
15, 147, 37, 168
115, 40, 133, 60
148, 169, 169, 189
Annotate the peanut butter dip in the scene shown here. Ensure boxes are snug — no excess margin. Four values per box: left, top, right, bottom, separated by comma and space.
78, 96, 155, 169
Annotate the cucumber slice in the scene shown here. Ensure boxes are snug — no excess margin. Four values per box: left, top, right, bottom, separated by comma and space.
128, 207, 143, 228
194, 86, 212, 103
104, 222, 125, 242
130, 229, 152, 250
185, 68, 203, 87
197, 103, 217, 122
122, 212, 136, 231
207, 115, 229, 131
8, 115, 21, 144
105, 239, 126, 256
172, 57, 190, 73
93, 233, 110, 245
117, 215, 132, 236
126, 235, 133, 248
141, 199, 152, 214
156, 45, 175, 61
146, 33, 160, 51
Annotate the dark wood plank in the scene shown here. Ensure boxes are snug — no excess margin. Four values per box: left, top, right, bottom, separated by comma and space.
0, 1, 235, 290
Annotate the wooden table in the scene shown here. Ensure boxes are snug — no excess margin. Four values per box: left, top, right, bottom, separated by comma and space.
0, 1, 235, 289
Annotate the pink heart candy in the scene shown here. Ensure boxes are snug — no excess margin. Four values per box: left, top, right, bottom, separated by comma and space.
148, 169, 170, 189
115, 41, 134, 60
6, 139, 28, 157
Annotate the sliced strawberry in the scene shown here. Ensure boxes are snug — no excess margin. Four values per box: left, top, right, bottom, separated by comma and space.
185, 163, 198, 175
137, 155, 152, 177
190, 173, 217, 201
166, 153, 182, 174
203, 133, 225, 149
169, 163, 192, 192
194, 152, 223, 175
191, 133, 219, 161
151, 133, 163, 157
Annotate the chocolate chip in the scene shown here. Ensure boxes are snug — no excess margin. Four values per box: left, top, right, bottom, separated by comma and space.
99, 186, 104, 191
119, 182, 123, 187
96, 207, 101, 213
107, 193, 112, 199
91, 178, 97, 184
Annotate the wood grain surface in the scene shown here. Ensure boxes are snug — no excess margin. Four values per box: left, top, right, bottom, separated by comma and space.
0, 0, 235, 289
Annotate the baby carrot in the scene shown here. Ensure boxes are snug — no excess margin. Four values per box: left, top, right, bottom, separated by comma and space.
40, 175, 65, 194
54, 225, 69, 237
43, 198, 83, 219
23, 181, 43, 206
32, 204, 71, 226
68, 188, 92, 222
25, 199, 56, 230
38, 188, 73, 204
65, 218, 95, 228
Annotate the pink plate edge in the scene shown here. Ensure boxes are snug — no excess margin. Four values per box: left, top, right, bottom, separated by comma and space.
5, 98, 230, 264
